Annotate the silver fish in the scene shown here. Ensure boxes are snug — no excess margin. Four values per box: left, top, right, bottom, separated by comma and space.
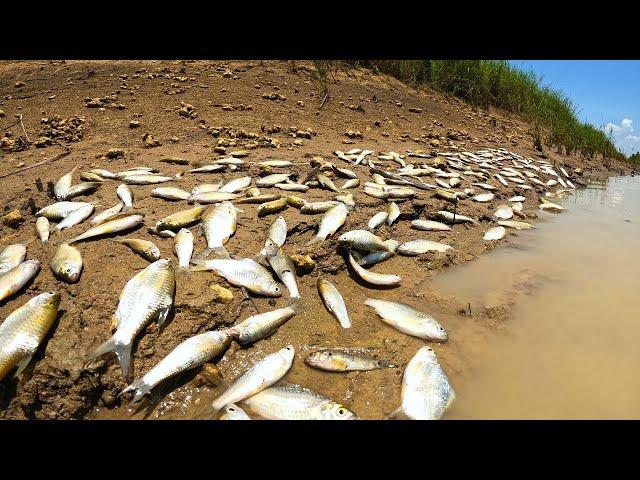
368, 212, 388, 230
227, 303, 303, 345
188, 191, 240, 204
305, 349, 395, 372
219, 404, 251, 420
264, 239, 299, 299
484, 226, 506, 241
257, 174, 291, 187
54, 166, 78, 200
50, 244, 83, 283
36, 202, 91, 221
0, 244, 27, 275
35, 217, 50, 244
364, 298, 447, 342
220, 176, 251, 193
67, 214, 144, 244
387, 202, 400, 225
317, 279, 351, 328
347, 252, 401, 286
410, 220, 451, 232
398, 239, 452, 256
307, 203, 348, 245
190, 258, 281, 297
90, 203, 124, 226
117, 184, 134, 210
354, 240, 399, 266
123, 330, 232, 402
211, 345, 295, 412
200, 201, 240, 258
435, 210, 478, 225
174, 228, 194, 269
338, 230, 390, 253
55, 203, 94, 231
0, 260, 41, 302
85, 259, 175, 377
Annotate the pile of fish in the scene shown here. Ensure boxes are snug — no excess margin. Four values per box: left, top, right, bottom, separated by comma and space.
0, 146, 578, 420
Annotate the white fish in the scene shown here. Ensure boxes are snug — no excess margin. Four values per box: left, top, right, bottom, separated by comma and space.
90, 203, 124, 226
387, 202, 400, 225
55, 204, 94, 232
219, 404, 251, 420
151, 187, 191, 201
473, 193, 494, 202
35, 217, 50, 244
0, 244, 27, 276
211, 346, 295, 413
317, 279, 351, 328
364, 298, 448, 342
190, 258, 281, 297
398, 239, 452, 255
199, 201, 240, 258
227, 303, 303, 345
307, 203, 348, 245
117, 184, 134, 210
257, 174, 291, 187
410, 220, 451, 231
347, 252, 401, 286
173, 228, 194, 269
498, 220, 534, 230
53, 166, 78, 200
0, 260, 41, 303
220, 176, 251, 193
36, 202, 91, 221
494, 205, 513, 220
435, 211, 478, 225
368, 212, 388, 230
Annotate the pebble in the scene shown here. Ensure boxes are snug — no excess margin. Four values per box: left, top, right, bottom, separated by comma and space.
209, 284, 234, 304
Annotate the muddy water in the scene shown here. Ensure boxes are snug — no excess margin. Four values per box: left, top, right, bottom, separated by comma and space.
434, 176, 640, 419
93, 176, 640, 420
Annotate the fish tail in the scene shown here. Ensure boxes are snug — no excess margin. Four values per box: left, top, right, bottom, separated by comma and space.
85, 336, 133, 379
192, 248, 214, 261
288, 299, 305, 314
122, 378, 152, 403
211, 246, 231, 259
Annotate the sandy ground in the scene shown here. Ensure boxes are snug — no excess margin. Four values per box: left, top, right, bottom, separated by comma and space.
0, 60, 634, 419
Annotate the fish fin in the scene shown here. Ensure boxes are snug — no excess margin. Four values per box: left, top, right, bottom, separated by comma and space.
85, 336, 133, 379
122, 378, 152, 403
288, 300, 305, 314
211, 246, 231, 259
174, 172, 184, 179
252, 252, 268, 265
192, 248, 213, 261
157, 306, 171, 329
13, 353, 34, 378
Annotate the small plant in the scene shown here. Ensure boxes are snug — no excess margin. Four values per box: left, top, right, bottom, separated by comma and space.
312, 60, 332, 108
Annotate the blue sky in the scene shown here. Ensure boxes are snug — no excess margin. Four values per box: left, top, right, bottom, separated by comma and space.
511, 61, 640, 156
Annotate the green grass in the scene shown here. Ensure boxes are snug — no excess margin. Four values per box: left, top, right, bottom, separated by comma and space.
343, 60, 626, 161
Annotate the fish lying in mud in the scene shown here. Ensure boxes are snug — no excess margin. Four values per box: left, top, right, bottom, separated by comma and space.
50, 244, 83, 283
211, 345, 295, 413
0, 291, 61, 381
498, 220, 534, 230
410, 220, 451, 232
317, 279, 351, 328
36, 201, 92, 221
263, 239, 299, 299
307, 203, 348, 245
85, 259, 175, 378
305, 349, 395, 372
483, 226, 506, 241
338, 230, 390, 253
123, 331, 232, 402
55, 204, 94, 232
113, 238, 160, 262
398, 239, 452, 256
390, 347, 455, 420
35, 217, 50, 244
151, 187, 191, 201
91, 203, 124, 226
364, 298, 447, 342
347, 252, 402, 286
0, 244, 27, 276
67, 215, 144, 244
243, 382, 357, 420
353, 240, 399, 267
0, 260, 41, 303
190, 258, 281, 296
173, 228, 194, 269
219, 404, 251, 420
435, 210, 478, 225
226, 303, 303, 345
368, 211, 388, 230
117, 184, 134, 210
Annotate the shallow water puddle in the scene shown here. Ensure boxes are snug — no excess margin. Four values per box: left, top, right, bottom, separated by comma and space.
430, 176, 640, 419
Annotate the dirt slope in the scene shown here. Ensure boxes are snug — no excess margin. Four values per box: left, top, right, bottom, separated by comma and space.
0, 60, 633, 419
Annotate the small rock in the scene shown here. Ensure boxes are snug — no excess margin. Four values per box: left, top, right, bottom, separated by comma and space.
408, 107, 422, 113
209, 284, 234, 304
129, 120, 140, 128
0, 109, 4, 118
197, 364, 224, 386
14, 81, 25, 88
2, 209, 25, 228
106, 148, 124, 159
290, 254, 315, 275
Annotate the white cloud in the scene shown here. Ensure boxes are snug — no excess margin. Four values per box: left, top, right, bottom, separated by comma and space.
604, 118, 640, 156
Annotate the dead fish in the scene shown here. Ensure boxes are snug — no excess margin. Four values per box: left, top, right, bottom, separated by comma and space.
387, 202, 400, 225
0, 244, 27, 276
199, 201, 240, 258
90, 203, 124, 226
159, 157, 191, 165
484, 226, 506, 241
410, 220, 451, 232
190, 258, 281, 296
305, 350, 395, 372
191, 183, 223, 196
89, 168, 117, 179
0, 291, 61, 381
390, 346, 455, 420
61, 182, 101, 200
473, 192, 495, 202
220, 176, 252, 193
226, 303, 303, 345
539, 200, 565, 212
341, 178, 360, 189
257, 198, 288, 217
114, 184, 133, 211
259, 216, 287, 258
188, 164, 226, 174
210, 345, 295, 413
67, 214, 144, 244
498, 220, 534, 230
398, 239, 452, 255
509, 196, 526, 202
0, 260, 41, 303
219, 404, 251, 420
449, 177, 461, 188
156, 205, 207, 231
257, 173, 291, 187
354, 240, 399, 266
317, 279, 351, 328
235, 194, 282, 205
123, 330, 232, 402
335, 193, 355, 209
306, 203, 348, 246
243, 382, 356, 420
85, 259, 175, 378
347, 252, 401, 286
473, 182, 498, 191
494, 205, 514, 220
263, 238, 299, 299
285, 195, 307, 209
364, 298, 447, 342
188, 191, 240, 204
148, 227, 176, 238
35, 217, 50, 244
151, 187, 191, 201
123, 174, 175, 185
434, 189, 462, 203
259, 160, 293, 168
316, 174, 339, 192
338, 230, 390, 253
368, 211, 388, 230
275, 183, 309, 192
50, 244, 83, 283
173, 228, 194, 269
36, 202, 91, 221
55, 204, 94, 232
53, 166, 78, 200
435, 210, 478, 225
435, 178, 451, 189
80, 172, 105, 182
113, 238, 160, 262
300, 202, 340, 215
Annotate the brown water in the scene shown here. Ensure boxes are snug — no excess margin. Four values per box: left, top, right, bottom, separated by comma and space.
431, 176, 640, 419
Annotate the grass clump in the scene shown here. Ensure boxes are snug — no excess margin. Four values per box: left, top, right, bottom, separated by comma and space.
346, 60, 625, 161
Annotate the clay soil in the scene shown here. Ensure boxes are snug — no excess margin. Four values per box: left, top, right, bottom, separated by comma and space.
0, 60, 634, 419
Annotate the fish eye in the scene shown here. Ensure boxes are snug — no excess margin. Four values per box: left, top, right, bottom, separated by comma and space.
274, 286, 280, 292
337, 408, 347, 416
439, 327, 444, 331
228, 406, 236, 412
